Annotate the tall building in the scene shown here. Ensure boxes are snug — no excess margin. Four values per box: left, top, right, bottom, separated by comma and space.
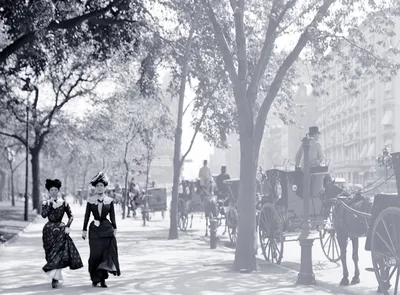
259, 116, 289, 169
288, 84, 319, 162
316, 18, 400, 190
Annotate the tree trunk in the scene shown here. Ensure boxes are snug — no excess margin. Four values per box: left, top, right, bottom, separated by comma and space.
0, 168, 6, 202
64, 174, 68, 195
11, 170, 15, 207
232, 137, 259, 272
82, 165, 88, 190
31, 149, 41, 213
72, 174, 76, 194
168, 150, 181, 240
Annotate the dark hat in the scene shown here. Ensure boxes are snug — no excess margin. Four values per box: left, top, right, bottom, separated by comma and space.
308, 126, 320, 135
90, 171, 109, 187
45, 179, 62, 191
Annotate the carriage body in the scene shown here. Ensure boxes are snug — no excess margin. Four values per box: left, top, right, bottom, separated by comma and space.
260, 167, 329, 231
146, 188, 167, 213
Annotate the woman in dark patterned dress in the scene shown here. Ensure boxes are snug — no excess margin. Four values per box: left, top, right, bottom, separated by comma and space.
82, 172, 120, 288
41, 179, 83, 288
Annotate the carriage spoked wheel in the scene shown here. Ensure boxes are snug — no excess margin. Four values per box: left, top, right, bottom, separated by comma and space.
319, 205, 341, 263
178, 198, 189, 231
225, 207, 238, 243
371, 207, 400, 295
258, 203, 284, 264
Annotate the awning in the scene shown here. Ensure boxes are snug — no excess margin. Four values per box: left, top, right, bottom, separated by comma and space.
345, 123, 353, 134
351, 120, 359, 134
350, 98, 358, 109
367, 142, 376, 158
331, 130, 336, 143
381, 110, 394, 125
366, 91, 374, 101
360, 144, 368, 158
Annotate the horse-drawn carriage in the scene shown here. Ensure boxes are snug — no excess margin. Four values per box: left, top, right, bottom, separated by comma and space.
146, 187, 167, 219
256, 165, 337, 264
320, 152, 400, 294
177, 180, 220, 236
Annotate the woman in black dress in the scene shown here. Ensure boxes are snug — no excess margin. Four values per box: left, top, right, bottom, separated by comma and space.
41, 179, 83, 288
82, 172, 120, 288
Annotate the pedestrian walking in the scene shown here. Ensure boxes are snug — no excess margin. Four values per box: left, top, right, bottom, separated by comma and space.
82, 171, 121, 288
41, 179, 83, 289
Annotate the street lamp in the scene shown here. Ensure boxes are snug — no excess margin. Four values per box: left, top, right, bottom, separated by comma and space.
376, 145, 393, 192
5, 147, 15, 206
22, 78, 32, 221
296, 134, 318, 285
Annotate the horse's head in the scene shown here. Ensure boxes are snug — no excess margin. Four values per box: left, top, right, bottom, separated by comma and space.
321, 175, 344, 200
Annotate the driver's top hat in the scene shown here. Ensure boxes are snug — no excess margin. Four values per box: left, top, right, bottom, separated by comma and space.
308, 126, 321, 135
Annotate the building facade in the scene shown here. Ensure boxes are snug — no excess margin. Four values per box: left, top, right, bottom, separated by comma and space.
316, 20, 400, 190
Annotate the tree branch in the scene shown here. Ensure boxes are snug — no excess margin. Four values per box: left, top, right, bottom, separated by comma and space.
0, 131, 26, 146
12, 159, 25, 172
201, 0, 239, 86
180, 98, 212, 165
254, 0, 335, 149
232, 0, 247, 88
0, 0, 123, 64
247, 0, 297, 104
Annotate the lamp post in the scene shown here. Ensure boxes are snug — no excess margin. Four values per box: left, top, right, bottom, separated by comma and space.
6, 147, 15, 207
22, 78, 32, 221
376, 145, 392, 192
296, 135, 318, 285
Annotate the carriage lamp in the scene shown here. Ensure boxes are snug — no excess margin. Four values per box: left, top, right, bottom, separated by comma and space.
376, 145, 392, 168
292, 185, 298, 192
376, 145, 393, 191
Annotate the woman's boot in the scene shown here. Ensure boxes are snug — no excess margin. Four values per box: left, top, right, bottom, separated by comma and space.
100, 279, 107, 288
51, 279, 58, 288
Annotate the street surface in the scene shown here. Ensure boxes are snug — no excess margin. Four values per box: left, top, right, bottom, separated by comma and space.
0, 197, 384, 294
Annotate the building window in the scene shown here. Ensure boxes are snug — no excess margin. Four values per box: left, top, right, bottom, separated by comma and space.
370, 110, 376, 132
384, 89, 392, 100
363, 113, 369, 134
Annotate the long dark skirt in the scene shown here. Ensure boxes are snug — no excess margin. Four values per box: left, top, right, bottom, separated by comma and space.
42, 222, 83, 272
88, 220, 120, 283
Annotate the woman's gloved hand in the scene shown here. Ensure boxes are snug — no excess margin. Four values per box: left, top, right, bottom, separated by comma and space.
82, 230, 87, 240
65, 227, 71, 234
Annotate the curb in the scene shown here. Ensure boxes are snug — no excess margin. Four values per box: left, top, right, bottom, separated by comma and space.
0, 214, 41, 251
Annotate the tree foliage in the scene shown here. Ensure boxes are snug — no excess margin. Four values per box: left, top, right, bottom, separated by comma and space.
165, 0, 400, 271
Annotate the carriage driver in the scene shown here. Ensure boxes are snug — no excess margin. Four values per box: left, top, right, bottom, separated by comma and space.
295, 126, 325, 168
198, 160, 213, 194
216, 166, 230, 198
295, 126, 326, 198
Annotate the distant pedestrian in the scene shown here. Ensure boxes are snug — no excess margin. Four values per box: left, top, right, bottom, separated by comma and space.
41, 179, 83, 289
82, 171, 121, 288
198, 160, 212, 194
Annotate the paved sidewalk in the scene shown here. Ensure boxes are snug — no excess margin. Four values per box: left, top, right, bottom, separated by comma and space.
0, 201, 381, 295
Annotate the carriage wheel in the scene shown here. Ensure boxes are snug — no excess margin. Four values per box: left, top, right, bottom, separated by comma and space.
226, 208, 238, 243
371, 207, 400, 295
258, 203, 284, 264
319, 205, 341, 263
178, 199, 189, 231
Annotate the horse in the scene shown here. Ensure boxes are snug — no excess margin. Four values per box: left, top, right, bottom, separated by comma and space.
322, 175, 374, 287
184, 180, 218, 236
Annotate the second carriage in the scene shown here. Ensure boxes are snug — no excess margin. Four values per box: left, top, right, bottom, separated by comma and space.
223, 165, 339, 265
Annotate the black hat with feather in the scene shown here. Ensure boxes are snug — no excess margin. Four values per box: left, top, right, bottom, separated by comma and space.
45, 179, 62, 191
90, 171, 109, 187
